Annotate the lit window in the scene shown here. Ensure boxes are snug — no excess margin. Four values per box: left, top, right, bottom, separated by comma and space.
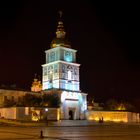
68, 70, 72, 80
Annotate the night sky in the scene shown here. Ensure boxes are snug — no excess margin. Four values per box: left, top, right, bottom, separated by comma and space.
0, 1, 140, 102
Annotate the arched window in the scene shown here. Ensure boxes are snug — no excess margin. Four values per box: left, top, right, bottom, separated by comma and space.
68, 70, 72, 80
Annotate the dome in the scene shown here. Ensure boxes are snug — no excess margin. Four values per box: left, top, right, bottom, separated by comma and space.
50, 37, 71, 48
50, 17, 71, 48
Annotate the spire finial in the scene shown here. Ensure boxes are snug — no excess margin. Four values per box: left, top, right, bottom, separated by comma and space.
56, 11, 66, 39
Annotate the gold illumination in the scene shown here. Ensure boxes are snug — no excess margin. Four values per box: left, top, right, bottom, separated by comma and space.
57, 109, 60, 121
87, 111, 130, 123
31, 77, 42, 92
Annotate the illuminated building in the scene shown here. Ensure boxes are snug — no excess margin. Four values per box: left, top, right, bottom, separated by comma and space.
1, 13, 138, 123
31, 75, 42, 92
42, 13, 87, 120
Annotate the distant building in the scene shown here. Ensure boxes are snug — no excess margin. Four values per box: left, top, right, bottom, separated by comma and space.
31, 76, 42, 92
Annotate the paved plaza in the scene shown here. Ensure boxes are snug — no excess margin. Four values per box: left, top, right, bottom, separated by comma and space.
0, 120, 140, 140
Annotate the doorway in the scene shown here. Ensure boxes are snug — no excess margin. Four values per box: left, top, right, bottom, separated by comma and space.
68, 108, 75, 120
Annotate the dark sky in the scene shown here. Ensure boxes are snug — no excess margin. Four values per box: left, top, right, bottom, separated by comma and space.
0, 1, 140, 102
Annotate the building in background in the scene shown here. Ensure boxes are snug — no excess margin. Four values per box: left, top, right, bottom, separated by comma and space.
31, 75, 42, 92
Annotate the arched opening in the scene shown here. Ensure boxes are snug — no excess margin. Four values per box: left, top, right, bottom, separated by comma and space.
69, 110, 74, 120
68, 70, 72, 81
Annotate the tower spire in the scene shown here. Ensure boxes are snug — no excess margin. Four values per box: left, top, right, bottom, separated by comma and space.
56, 11, 66, 38
51, 11, 70, 48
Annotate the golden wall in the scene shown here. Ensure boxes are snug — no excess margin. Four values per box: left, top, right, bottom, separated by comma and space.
86, 111, 139, 123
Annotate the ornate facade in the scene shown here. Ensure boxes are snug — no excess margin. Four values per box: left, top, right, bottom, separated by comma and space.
42, 14, 87, 120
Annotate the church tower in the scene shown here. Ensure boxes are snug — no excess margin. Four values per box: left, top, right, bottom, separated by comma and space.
42, 12, 87, 120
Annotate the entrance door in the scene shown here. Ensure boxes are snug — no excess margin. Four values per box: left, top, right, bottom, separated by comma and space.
68, 108, 75, 120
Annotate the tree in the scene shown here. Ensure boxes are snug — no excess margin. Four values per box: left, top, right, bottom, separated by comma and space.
21, 94, 42, 107
3, 93, 61, 108
105, 99, 137, 112
105, 99, 118, 110
42, 93, 61, 107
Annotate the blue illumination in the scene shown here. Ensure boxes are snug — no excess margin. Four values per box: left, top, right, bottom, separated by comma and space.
64, 51, 73, 62
67, 83, 71, 90
65, 56, 72, 62
53, 81, 59, 88
48, 83, 52, 89
78, 93, 83, 102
